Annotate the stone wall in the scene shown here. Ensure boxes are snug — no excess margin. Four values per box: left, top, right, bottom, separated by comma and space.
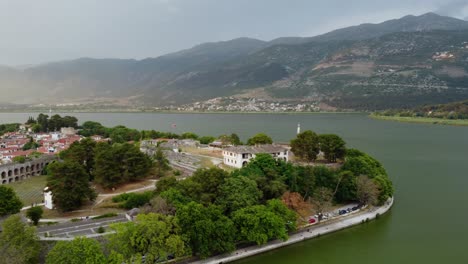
0, 156, 56, 185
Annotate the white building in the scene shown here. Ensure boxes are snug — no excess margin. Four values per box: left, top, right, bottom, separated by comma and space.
44, 187, 54, 209
223, 144, 289, 168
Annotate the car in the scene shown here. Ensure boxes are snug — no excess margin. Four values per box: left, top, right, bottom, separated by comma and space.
308, 218, 317, 224
339, 210, 347, 215
352, 206, 359, 211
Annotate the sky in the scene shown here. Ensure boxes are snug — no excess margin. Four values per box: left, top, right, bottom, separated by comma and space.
0, 0, 467, 66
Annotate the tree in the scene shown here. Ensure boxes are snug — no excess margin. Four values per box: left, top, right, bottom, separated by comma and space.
22, 137, 40, 151
142, 196, 176, 215
156, 176, 179, 194
153, 149, 170, 177
94, 143, 152, 188
108, 213, 187, 263
236, 153, 287, 200
290, 130, 320, 161
48, 114, 63, 132
47, 161, 96, 212
60, 138, 96, 178
12, 156, 26, 163
247, 133, 273, 145
281, 192, 311, 221
176, 202, 236, 258
356, 175, 380, 206
232, 204, 288, 245
341, 149, 387, 178
46, 237, 106, 264
373, 175, 394, 204
36, 113, 49, 132
0, 215, 40, 264
198, 136, 216, 144
0, 186, 23, 216
61, 116, 78, 128
109, 126, 141, 143
309, 187, 333, 220
26, 206, 43, 226
319, 134, 346, 163
215, 176, 263, 214
229, 133, 242, 146
181, 132, 199, 140
295, 165, 316, 199
266, 199, 297, 232
180, 167, 228, 205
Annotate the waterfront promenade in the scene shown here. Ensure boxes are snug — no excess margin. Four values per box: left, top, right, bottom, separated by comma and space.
192, 197, 394, 264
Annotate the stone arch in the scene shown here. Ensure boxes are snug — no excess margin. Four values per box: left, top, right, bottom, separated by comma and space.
1, 171, 5, 179
20, 175, 25, 180
20, 167, 24, 174
8, 170, 12, 177
14, 168, 19, 175
14, 176, 19, 182
26, 173, 31, 178
26, 166, 30, 172
31, 164, 35, 171
8, 178, 13, 183
242, 161, 248, 167
2, 179, 6, 184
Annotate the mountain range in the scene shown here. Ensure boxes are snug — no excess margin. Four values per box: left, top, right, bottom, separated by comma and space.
1, 12, 468, 110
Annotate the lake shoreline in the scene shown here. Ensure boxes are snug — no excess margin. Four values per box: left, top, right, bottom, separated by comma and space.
370, 114, 468, 126
0, 110, 364, 115
191, 197, 394, 264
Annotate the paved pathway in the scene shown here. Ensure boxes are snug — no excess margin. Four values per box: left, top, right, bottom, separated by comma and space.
37, 215, 128, 240
192, 197, 394, 264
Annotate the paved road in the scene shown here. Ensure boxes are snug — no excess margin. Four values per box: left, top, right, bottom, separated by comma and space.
37, 215, 128, 239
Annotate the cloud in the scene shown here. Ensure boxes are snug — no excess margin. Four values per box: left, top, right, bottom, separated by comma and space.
434, 0, 468, 18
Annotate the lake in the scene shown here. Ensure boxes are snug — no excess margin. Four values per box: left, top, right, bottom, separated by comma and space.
1, 112, 468, 263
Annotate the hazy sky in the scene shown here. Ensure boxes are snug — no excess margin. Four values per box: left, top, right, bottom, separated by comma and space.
0, 0, 467, 65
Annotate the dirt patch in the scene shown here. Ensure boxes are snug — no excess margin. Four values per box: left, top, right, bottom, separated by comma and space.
94, 179, 155, 195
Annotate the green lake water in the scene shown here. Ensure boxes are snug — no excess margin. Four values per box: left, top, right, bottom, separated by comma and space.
1, 112, 467, 263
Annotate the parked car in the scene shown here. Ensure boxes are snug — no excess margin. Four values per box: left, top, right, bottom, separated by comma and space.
309, 218, 317, 224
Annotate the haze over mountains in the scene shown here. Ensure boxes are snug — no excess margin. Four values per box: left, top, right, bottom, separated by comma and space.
1, 12, 468, 110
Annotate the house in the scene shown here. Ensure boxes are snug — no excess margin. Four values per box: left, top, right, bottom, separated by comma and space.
223, 144, 289, 168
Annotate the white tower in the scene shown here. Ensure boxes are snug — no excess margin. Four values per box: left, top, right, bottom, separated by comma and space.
297, 123, 301, 135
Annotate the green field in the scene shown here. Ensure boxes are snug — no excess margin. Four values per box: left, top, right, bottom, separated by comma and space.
8, 175, 47, 206
370, 114, 468, 126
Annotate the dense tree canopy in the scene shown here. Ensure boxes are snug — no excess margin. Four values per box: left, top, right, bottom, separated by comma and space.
215, 175, 263, 214
290, 130, 320, 161
319, 134, 346, 162
246, 133, 273, 145
0, 186, 23, 216
0, 215, 40, 264
60, 138, 97, 178
176, 202, 236, 258
108, 213, 187, 263
47, 161, 96, 212
94, 143, 152, 188
46, 237, 106, 264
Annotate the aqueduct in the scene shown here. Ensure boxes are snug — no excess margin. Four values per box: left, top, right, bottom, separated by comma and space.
0, 156, 56, 185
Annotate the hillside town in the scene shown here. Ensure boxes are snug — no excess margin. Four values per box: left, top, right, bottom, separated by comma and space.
0, 126, 83, 164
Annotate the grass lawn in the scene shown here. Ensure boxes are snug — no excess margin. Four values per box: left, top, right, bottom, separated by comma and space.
182, 146, 223, 158
8, 175, 47, 205
370, 114, 468, 126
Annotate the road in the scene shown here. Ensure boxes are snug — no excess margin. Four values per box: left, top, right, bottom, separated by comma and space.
37, 214, 128, 240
